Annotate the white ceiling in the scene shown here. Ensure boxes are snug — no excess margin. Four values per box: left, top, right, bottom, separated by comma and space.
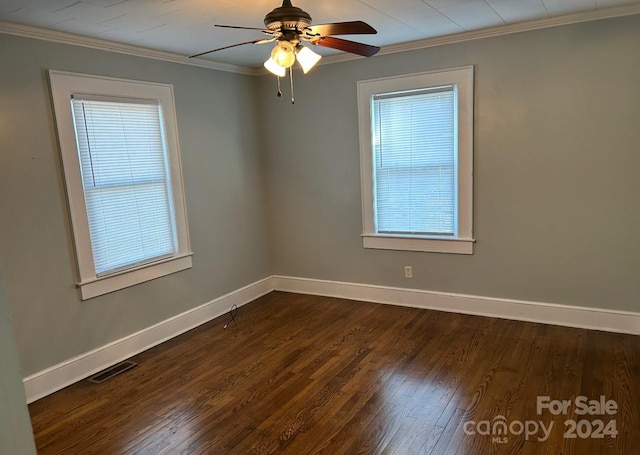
1, 0, 639, 68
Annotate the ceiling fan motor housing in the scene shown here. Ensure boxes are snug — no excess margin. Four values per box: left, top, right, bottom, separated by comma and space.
264, 0, 312, 32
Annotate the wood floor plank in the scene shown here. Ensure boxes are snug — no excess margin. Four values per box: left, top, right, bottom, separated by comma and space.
29, 291, 640, 454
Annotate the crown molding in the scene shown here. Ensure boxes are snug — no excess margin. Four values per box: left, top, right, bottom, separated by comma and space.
0, 20, 262, 76
2, 3, 640, 77
317, 3, 640, 67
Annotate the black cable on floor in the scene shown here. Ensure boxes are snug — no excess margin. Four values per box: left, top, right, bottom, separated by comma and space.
223, 304, 239, 329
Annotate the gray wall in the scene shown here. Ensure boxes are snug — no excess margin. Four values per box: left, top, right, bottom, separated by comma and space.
1, 14, 640, 385
0, 269, 37, 455
0, 34, 272, 377
260, 14, 640, 312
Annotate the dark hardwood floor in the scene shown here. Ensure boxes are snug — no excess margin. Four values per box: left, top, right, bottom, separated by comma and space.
29, 292, 640, 454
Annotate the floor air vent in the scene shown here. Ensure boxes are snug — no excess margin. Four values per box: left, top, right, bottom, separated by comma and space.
88, 360, 137, 384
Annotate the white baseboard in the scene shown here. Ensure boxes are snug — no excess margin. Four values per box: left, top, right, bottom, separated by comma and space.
273, 276, 640, 336
25, 275, 639, 402
23, 277, 274, 403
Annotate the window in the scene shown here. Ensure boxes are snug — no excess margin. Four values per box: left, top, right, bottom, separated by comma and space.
357, 66, 474, 254
49, 71, 192, 299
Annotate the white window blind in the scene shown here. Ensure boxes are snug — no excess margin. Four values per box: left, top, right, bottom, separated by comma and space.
372, 86, 457, 236
71, 96, 176, 275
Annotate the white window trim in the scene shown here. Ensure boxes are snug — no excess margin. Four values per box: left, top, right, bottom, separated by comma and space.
357, 66, 475, 255
49, 70, 192, 299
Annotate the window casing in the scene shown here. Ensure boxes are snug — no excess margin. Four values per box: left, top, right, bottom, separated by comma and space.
49, 71, 192, 299
357, 66, 474, 254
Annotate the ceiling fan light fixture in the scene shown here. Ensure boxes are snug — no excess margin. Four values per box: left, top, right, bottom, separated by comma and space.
264, 57, 286, 77
191, 1, 380, 102
296, 45, 321, 73
270, 41, 296, 68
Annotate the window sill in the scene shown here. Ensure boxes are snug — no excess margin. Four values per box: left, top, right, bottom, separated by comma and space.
77, 253, 193, 300
362, 234, 474, 254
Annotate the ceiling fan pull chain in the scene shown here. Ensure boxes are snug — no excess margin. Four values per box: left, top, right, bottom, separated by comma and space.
276, 76, 282, 97
289, 66, 295, 104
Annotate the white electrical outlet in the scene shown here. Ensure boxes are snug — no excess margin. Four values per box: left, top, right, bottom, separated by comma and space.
404, 266, 413, 279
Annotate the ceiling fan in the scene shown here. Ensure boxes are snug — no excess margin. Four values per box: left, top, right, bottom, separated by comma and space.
189, 0, 380, 103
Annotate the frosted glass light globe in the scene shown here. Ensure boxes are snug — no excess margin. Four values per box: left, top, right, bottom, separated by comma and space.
271, 41, 296, 68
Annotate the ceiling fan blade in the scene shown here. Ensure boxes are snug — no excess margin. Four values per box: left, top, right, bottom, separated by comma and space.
306, 21, 377, 36
189, 39, 273, 58
215, 24, 270, 32
312, 36, 380, 57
